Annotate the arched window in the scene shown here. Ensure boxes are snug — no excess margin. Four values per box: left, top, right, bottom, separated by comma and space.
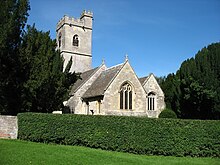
120, 83, 132, 110
148, 92, 156, 110
73, 35, 79, 46
58, 33, 62, 48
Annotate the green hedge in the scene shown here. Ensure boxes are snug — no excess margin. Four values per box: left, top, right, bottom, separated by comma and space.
18, 113, 220, 157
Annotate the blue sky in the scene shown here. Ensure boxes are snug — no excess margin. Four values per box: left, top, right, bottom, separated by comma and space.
27, 0, 220, 77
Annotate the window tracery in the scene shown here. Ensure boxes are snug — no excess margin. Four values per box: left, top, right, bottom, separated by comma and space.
120, 83, 132, 110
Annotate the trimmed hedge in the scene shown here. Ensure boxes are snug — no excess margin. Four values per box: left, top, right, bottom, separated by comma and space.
159, 109, 177, 118
18, 113, 220, 157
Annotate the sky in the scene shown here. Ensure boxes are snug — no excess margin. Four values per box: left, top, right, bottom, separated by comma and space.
27, 0, 220, 77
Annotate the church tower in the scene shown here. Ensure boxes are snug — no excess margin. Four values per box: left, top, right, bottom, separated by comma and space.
56, 11, 93, 73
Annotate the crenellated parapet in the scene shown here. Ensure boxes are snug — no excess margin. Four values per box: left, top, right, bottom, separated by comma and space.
56, 10, 93, 32
56, 10, 93, 73
80, 10, 93, 19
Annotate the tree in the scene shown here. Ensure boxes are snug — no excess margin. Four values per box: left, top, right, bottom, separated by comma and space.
161, 42, 220, 119
19, 25, 80, 113
0, 0, 30, 115
160, 73, 181, 117
0, 1, 79, 115
180, 77, 216, 119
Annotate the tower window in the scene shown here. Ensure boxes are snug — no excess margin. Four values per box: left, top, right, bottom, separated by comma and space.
73, 35, 79, 47
58, 33, 62, 48
148, 92, 156, 110
120, 83, 132, 110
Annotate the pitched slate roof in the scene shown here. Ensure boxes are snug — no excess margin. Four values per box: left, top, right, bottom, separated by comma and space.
139, 76, 148, 85
70, 67, 99, 95
82, 64, 124, 99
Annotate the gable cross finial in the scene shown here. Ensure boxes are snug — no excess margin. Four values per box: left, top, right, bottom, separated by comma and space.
125, 54, 129, 61
102, 58, 105, 65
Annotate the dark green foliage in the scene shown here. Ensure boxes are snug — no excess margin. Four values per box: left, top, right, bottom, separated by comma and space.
0, 0, 79, 115
160, 42, 220, 119
0, 2, 80, 115
0, 0, 30, 115
18, 113, 220, 157
159, 74, 181, 116
159, 109, 177, 118
19, 25, 80, 113
179, 77, 216, 119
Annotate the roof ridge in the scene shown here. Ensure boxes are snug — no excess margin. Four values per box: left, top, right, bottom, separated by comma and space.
139, 76, 148, 79
142, 74, 153, 85
106, 63, 124, 70
82, 66, 99, 74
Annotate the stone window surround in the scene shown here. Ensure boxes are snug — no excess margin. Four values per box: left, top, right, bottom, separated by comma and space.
147, 92, 156, 111
119, 82, 133, 110
73, 34, 79, 47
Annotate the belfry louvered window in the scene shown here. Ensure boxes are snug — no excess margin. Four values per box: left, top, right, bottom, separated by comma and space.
120, 83, 132, 110
73, 34, 79, 46
58, 33, 62, 47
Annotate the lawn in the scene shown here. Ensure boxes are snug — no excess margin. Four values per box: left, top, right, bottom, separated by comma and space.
0, 139, 219, 165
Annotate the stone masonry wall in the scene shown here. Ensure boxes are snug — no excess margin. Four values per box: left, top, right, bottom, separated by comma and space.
57, 13, 93, 73
68, 64, 107, 114
0, 115, 17, 139
143, 74, 165, 117
102, 61, 147, 115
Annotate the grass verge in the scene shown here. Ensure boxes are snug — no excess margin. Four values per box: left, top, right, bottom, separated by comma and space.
0, 139, 219, 165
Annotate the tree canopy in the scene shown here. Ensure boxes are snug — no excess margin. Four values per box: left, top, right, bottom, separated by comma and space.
160, 42, 220, 119
0, 0, 30, 115
19, 25, 79, 113
0, 0, 79, 115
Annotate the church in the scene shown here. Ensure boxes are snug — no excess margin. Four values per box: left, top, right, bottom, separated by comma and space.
56, 11, 165, 118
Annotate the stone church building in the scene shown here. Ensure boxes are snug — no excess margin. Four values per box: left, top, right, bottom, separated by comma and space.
56, 11, 165, 118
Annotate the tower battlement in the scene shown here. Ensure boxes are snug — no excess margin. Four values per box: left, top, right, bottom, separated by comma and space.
56, 10, 93, 73
80, 10, 93, 18
56, 10, 93, 32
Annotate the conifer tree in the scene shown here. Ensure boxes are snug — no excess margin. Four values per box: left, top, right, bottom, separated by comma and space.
0, 0, 30, 115
19, 25, 80, 113
161, 42, 220, 119
0, 0, 80, 114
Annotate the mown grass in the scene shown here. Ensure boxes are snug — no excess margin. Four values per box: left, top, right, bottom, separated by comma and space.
0, 139, 219, 165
